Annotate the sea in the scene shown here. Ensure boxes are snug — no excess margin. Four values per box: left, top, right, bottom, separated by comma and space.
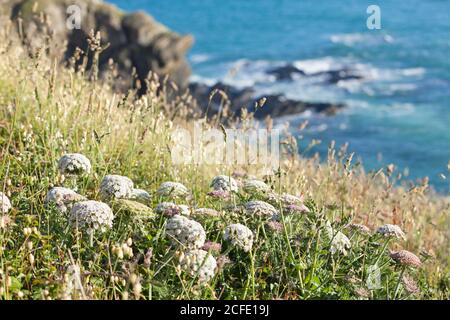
108, 0, 450, 192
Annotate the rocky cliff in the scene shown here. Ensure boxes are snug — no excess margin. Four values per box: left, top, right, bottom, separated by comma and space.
1, 0, 193, 92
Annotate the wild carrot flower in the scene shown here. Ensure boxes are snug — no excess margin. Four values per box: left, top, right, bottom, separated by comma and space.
111, 199, 155, 217
57, 153, 91, 175
402, 273, 420, 294
156, 202, 190, 217
285, 204, 310, 214
390, 250, 422, 268
193, 208, 220, 217
45, 187, 86, 214
243, 179, 270, 197
244, 200, 278, 218
0, 214, 12, 229
267, 192, 304, 205
377, 224, 406, 240
266, 220, 284, 233
177, 249, 217, 284
130, 188, 151, 205
354, 287, 370, 299
157, 181, 189, 199
210, 175, 239, 192
100, 175, 134, 200
69, 200, 114, 233
347, 223, 371, 235
216, 255, 231, 271
223, 223, 254, 252
201, 241, 222, 253
207, 189, 230, 199
0, 192, 12, 213
165, 215, 206, 249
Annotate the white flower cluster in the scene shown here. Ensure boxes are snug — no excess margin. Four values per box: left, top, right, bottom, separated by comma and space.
100, 175, 134, 200
129, 188, 151, 205
58, 153, 91, 175
223, 223, 254, 252
165, 215, 206, 249
278, 193, 303, 205
0, 192, 12, 214
69, 200, 114, 233
210, 175, 239, 192
323, 221, 351, 255
177, 249, 217, 284
243, 179, 270, 197
45, 187, 86, 214
156, 202, 190, 216
377, 224, 406, 240
157, 181, 189, 199
244, 200, 278, 218
193, 208, 220, 217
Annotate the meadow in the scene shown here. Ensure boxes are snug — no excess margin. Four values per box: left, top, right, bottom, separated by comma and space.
0, 28, 449, 300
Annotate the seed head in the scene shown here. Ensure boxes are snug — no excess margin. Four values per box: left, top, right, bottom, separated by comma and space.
210, 175, 239, 192
402, 273, 420, 294
390, 250, 422, 268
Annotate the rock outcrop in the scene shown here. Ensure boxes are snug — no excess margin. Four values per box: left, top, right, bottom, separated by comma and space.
3, 0, 193, 92
189, 82, 344, 119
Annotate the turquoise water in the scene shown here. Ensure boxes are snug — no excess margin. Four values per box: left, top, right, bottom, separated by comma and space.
108, 0, 450, 192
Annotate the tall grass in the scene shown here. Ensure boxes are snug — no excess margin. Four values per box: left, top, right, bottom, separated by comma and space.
0, 27, 448, 300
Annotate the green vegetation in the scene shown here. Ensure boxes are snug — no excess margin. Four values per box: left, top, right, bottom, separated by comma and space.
0, 31, 448, 300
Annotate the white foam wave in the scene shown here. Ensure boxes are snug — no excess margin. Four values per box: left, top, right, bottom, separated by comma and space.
330, 33, 395, 46
293, 57, 344, 75
190, 54, 211, 64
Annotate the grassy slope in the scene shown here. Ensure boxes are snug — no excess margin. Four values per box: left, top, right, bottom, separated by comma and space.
0, 33, 448, 299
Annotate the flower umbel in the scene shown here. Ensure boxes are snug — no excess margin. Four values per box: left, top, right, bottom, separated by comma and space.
45, 187, 86, 214
69, 200, 114, 233
165, 215, 206, 249
57, 153, 91, 175
377, 224, 406, 240
223, 223, 254, 252
177, 249, 217, 284
100, 175, 134, 201
210, 175, 239, 193
390, 250, 422, 268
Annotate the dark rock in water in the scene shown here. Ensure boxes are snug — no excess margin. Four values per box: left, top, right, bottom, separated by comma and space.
265, 63, 364, 84
189, 82, 255, 116
314, 68, 363, 84
252, 95, 343, 118
267, 64, 305, 81
5, 0, 193, 92
189, 82, 344, 119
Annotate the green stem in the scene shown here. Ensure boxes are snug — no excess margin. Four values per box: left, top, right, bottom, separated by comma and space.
393, 267, 406, 299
